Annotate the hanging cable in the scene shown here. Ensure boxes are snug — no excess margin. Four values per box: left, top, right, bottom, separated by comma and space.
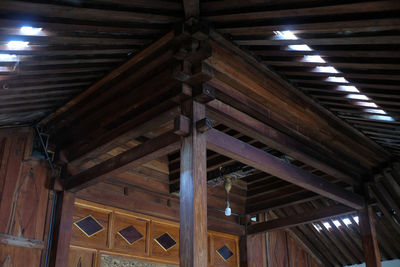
34, 125, 58, 267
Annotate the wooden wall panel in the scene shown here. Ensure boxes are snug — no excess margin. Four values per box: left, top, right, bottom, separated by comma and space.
150, 221, 179, 264
267, 230, 322, 267
69, 199, 239, 267
68, 246, 96, 267
0, 244, 41, 266
71, 204, 111, 250
268, 231, 289, 267
0, 127, 52, 267
8, 162, 50, 240
112, 212, 149, 256
287, 235, 308, 267
210, 232, 239, 267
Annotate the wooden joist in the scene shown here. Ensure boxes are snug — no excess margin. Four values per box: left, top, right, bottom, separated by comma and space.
204, 128, 365, 210
65, 126, 185, 192
205, 1, 397, 22
206, 99, 359, 184
219, 18, 400, 35
67, 106, 180, 167
247, 204, 355, 235
236, 36, 400, 46
0, 1, 180, 24
40, 31, 176, 127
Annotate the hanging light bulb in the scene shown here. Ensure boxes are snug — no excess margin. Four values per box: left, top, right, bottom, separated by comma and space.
224, 177, 232, 216
225, 202, 231, 216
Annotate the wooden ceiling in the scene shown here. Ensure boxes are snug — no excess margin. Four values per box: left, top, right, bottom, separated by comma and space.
1, 1, 400, 266
1, 0, 399, 157
0, 0, 183, 127
201, 0, 400, 157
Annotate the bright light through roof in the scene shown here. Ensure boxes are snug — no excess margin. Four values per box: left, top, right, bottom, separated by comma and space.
273, 30, 298, 40
302, 55, 325, 63
364, 109, 386, 115
313, 66, 340, 73
367, 115, 395, 122
273, 30, 395, 123
333, 220, 341, 227
337, 85, 359, 93
0, 54, 18, 62
353, 216, 359, 224
7, 41, 29, 50
323, 222, 332, 230
347, 94, 369, 101
355, 101, 378, 108
20, 26, 42, 35
326, 77, 349, 83
313, 224, 322, 232
343, 218, 352, 226
288, 44, 312, 51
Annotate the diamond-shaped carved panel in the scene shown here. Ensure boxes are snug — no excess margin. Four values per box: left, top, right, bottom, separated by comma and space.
74, 215, 104, 237
217, 245, 234, 261
154, 232, 177, 251
118, 225, 143, 245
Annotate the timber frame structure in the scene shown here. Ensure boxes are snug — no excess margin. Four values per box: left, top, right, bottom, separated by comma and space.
0, 1, 399, 267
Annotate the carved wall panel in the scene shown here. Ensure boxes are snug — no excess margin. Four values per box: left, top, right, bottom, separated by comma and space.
69, 199, 239, 267
209, 232, 239, 267
72, 204, 111, 250
100, 254, 178, 267
112, 212, 149, 257
149, 221, 179, 263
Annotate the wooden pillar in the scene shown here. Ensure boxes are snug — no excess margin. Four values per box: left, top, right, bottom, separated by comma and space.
179, 100, 208, 267
359, 204, 381, 267
49, 191, 75, 267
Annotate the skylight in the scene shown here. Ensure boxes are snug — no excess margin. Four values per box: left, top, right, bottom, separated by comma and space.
347, 94, 370, 101
364, 109, 387, 115
326, 77, 349, 83
323, 222, 332, 229
367, 115, 395, 122
7, 41, 29, 50
20, 26, 42, 35
273, 30, 394, 122
274, 30, 297, 40
313, 66, 339, 74
337, 85, 359, 93
343, 218, 352, 226
0, 54, 18, 62
332, 220, 341, 227
302, 55, 325, 63
288, 44, 312, 51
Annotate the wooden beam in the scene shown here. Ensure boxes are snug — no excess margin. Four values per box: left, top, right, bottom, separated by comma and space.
49, 191, 75, 267
67, 106, 180, 167
359, 204, 382, 267
205, 1, 397, 22
247, 204, 355, 235
179, 100, 208, 267
205, 128, 365, 209
39, 31, 176, 127
65, 129, 184, 192
207, 99, 359, 184
183, 0, 199, 19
